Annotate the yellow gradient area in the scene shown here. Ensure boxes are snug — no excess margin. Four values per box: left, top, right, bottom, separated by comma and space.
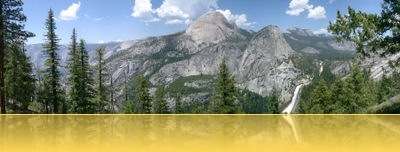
0, 115, 399, 152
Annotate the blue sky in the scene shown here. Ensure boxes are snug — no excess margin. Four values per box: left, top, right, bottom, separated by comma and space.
23, 0, 383, 44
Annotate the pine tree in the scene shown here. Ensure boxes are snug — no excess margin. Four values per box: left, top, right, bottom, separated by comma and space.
42, 9, 64, 114
345, 66, 368, 113
94, 46, 108, 113
75, 39, 95, 113
330, 79, 351, 113
267, 88, 280, 114
4, 43, 35, 113
67, 28, 80, 113
377, 73, 393, 103
153, 86, 169, 114
309, 79, 330, 114
174, 94, 183, 114
123, 99, 134, 114
0, 0, 34, 114
135, 75, 151, 114
328, 0, 400, 59
211, 58, 239, 114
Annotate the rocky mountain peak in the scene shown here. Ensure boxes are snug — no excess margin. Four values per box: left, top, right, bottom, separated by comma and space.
250, 25, 295, 57
286, 27, 314, 37
186, 11, 238, 44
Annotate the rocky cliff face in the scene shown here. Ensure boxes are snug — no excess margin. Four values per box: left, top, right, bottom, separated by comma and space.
238, 25, 298, 101
186, 11, 238, 44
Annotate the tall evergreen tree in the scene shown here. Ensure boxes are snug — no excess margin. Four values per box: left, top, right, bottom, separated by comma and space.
309, 79, 330, 114
153, 86, 169, 114
377, 73, 394, 103
4, 43, 35, 113
42, 9, 64, 114
345, 66, 369, 113
267, 88, 280, 114
123, 99, 134, 114
67, 28, 80, 112
75, 39, 95, 113
0, 0, 34, 114
94, 46, 108, 113
174, 94, 183, 114
211, 58, 239, 114
329, 79, 350, 113
135, 75, 151, 114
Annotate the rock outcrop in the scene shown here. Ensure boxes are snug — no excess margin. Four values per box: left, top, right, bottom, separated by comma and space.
186, 11, 238, 44
239, 25, 299, 101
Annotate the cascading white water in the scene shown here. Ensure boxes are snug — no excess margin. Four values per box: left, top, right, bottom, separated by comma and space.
319, 61, 323, 74
282, 84, 303, 114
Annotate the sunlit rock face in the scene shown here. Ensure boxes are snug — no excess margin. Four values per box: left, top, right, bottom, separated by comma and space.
186, 11, 238, 44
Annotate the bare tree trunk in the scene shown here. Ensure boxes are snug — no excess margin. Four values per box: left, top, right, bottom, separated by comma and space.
110, 74, 114, 114
0, 3, 6, 114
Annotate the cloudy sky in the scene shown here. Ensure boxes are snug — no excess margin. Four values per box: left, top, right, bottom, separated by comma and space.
23, 0, 382, 44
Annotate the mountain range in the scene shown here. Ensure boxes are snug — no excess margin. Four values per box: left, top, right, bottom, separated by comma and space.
26, 11, 370, 111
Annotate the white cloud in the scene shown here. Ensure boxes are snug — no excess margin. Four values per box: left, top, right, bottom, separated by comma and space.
217, 9, 255, 27
156, 1, 190, 19
286, 0, 312, 16
165, 19, 191, 25
132, 0, 219, 25
328, 0, 336, 4
286, 0, 326, 20
156, 0, 218, 21
313, 28, 329, 35
94, 17, 103, 21
308, 6, 326, 19
132, 0, 160, 22
165, 19, 185, 24
131, 0, 255, 26
59, 1, 81, 21
98, 40, 106, 44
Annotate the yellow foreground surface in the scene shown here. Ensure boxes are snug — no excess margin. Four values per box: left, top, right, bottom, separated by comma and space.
0, 115, 399, 152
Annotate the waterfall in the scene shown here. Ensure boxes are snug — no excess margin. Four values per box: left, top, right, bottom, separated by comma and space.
319, 61, 323, 75
282, 84, 303, 114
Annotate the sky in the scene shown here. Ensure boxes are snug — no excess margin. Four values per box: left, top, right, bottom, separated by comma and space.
22, 0, 383, 44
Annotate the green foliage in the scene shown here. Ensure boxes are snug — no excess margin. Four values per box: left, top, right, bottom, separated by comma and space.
211, 58, 240, 114
166, 75, 213, 96
93, 46, 108, 113
123, 100, 134, 114
298, 64, 400, 114
67, 29, 80, 112
309, 79, 331, 113
146, 43, 192, 76
329, 79, 351, 113
239, 88, 280, 114
240, 89, 268, 114
344, 66, 370, 113
187, 100, 209, 114
42, 9, 64, 114
174, 94, 183, 114
377, 73, 394, 102
74, 39, 96, 113
66, 31, 96, 114
4, 43, 35, 113
329, 0, 400, 59
267, 88, 281, 114
0, 0, 35, 114
290, 55, 319, 76
135, 75, 152, 114
153, 86, 169, 114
